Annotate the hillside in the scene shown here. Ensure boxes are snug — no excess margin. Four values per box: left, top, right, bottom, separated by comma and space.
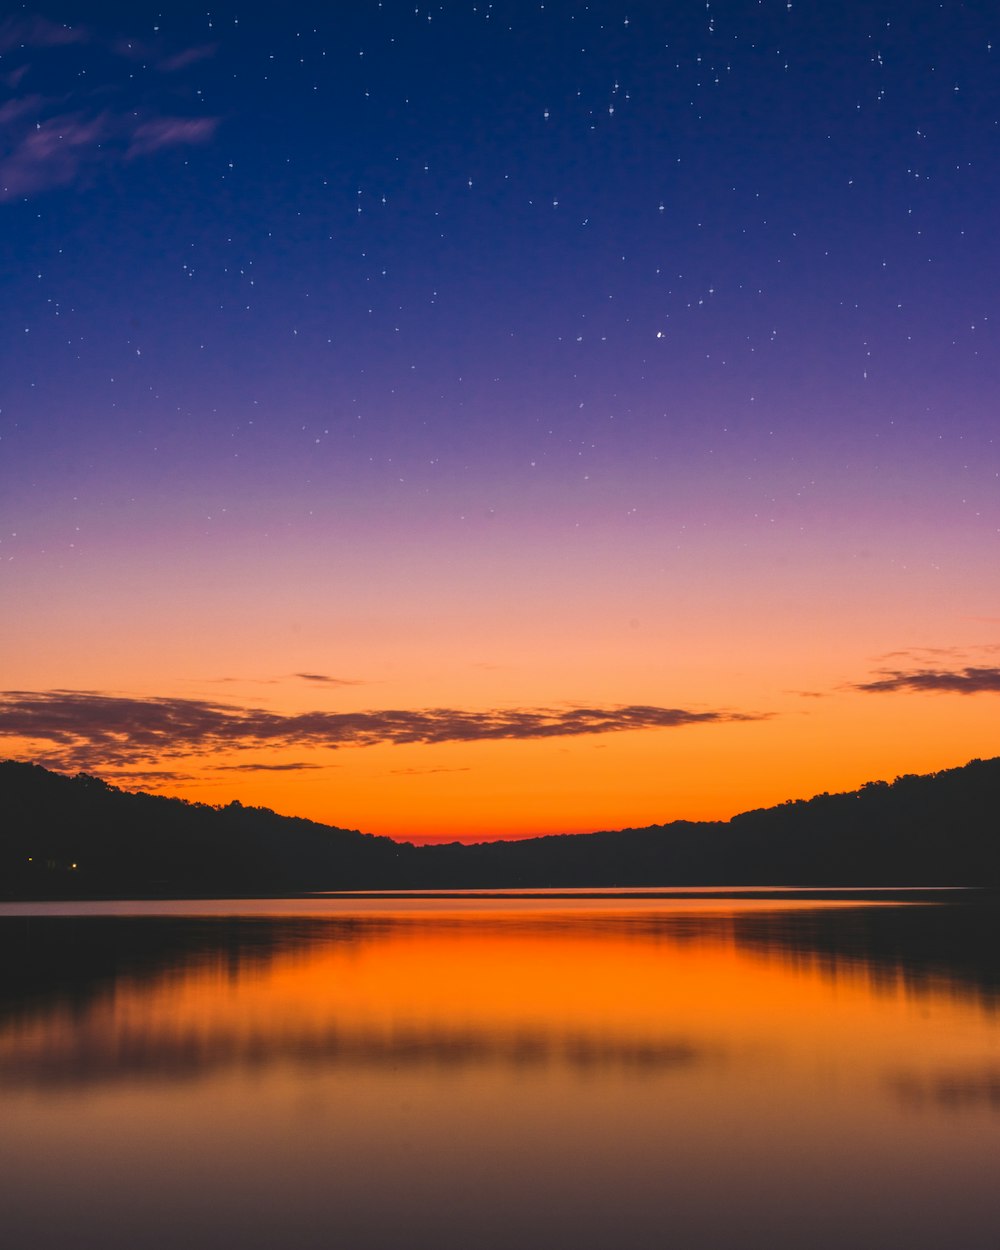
1, 756, 999, 896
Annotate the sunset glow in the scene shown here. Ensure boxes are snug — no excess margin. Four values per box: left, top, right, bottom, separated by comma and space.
2, 3, 997, 840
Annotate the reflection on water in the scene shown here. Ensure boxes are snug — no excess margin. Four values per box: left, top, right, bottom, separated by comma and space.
1, 892, 999, 1249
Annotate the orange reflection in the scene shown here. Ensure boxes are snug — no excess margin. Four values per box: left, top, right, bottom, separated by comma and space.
1, 901, 996, 1091
3, 900, 1000, 1250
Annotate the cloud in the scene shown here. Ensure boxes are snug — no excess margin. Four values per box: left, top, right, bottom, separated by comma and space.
1, 65, 30, 89
159, 44, 216, 72
126, 116, 218, 158
101, 769, 197, 785
0, 16, 218, 200
877, 646, 961, 659
0, 94, 46, 126
854, 666, 1000, 695
0, 690, 764, 772
0, 111, 112, 198
872, 643, 1000, 664
0, 16, 87, 52
295, 672, 367, 686
213, 762, 328, 773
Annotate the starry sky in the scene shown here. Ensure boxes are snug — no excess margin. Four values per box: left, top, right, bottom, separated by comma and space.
2, 1, 998, 842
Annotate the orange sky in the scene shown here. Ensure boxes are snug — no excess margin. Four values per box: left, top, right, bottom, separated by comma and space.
3, 513, 998, 840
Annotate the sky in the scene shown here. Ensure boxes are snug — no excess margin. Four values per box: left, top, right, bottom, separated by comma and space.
1, 1, 998, 842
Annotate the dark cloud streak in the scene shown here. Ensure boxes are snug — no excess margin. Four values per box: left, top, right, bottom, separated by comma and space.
214, 762, 328, 773
855, 667, 1000, 695
0, 690, 764, 773
294, 673, 367, 686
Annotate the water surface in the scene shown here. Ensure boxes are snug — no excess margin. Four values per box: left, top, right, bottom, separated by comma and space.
2, 890, 998, 1249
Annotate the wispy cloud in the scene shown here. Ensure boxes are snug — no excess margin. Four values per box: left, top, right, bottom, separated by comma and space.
0, 690, 765, 773
872, 643, 1000, 664
0, 15, 86, 52
1, 65, 30, 89
214, 762, 328, 773
854, 666, 1000, 695
0, 14, 218, 200
159, 44, 216, 73
98, 769, 197, 785
201, 673, 365, 687
0, 110, 112, 198
126, 116, 218, 158
0, 94, 45, 125
294, 672, 368, 686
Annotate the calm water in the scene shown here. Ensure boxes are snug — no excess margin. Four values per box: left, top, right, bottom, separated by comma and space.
1, 890, 999, 1250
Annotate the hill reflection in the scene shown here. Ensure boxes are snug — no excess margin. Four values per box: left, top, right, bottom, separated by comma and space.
1, 895, 998, 1093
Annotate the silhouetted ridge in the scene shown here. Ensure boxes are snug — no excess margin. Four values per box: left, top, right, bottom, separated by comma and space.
0, 761, 412, 895
1, 756, 999, 896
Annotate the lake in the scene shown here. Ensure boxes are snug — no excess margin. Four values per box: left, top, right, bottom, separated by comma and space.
1, 890, 999, 1249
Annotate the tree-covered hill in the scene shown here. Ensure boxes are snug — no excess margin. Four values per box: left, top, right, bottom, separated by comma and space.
1, 755, 998, 897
